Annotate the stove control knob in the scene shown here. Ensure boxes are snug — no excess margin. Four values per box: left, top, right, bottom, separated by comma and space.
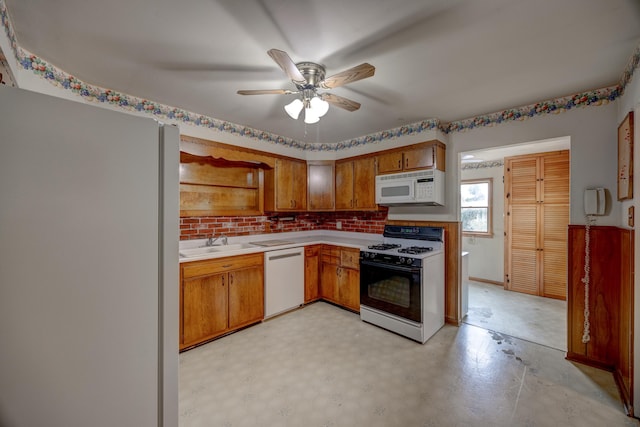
399, 257, 406, 265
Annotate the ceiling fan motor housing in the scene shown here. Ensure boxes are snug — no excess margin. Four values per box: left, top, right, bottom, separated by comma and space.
295, 62, 326, 89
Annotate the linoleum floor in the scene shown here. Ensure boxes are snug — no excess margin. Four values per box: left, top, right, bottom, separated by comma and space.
179, 301, 637, 427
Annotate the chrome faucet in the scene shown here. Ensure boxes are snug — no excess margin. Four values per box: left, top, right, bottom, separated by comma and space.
206, 234, 228, 246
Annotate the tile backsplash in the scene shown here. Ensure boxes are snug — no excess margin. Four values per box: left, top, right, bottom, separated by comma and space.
180, 210, 388, 240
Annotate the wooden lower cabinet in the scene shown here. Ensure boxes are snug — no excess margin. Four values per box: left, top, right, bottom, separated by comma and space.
182, 272, 228, 346
228, 266, 264, 329
320, 245, 360, 312
180, 253, 264, 350
304, 245, 321, 303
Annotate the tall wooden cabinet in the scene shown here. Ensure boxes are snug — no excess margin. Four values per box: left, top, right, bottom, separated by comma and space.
504, 150, 569, 299
265, 158, 307, 211
335, 157, 377, 210
180, 253, 264, 350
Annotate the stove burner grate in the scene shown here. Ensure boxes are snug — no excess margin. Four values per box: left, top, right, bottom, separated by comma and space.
368, 243, 401, 251
397, 246, 434, 254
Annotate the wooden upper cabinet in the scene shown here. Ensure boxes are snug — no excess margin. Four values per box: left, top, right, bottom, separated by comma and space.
353, 157, 377, 209
307, 161, 335, 211
377, 141, 446, 174
405, 146, 435, 170
377, 151, 404, 174
335, 156, 377, 210
264, 158, 307, 211
335, 160, 355, 210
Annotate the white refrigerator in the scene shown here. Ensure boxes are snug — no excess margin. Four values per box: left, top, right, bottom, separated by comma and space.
0, 85, 179, 427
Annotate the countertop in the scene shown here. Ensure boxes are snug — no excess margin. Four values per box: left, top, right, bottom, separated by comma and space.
178, 230, 383, 263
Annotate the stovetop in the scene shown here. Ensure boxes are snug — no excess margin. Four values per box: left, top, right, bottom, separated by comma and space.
362, 225, 444, 260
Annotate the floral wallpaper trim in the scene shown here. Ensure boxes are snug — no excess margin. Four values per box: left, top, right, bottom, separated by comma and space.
1, 0, 638, 151
461, 160, 504, 170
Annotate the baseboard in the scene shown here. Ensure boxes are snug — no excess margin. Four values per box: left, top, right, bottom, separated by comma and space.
469, 276, 503, 286
614, 369, 634, 416
565, 352, 615, 371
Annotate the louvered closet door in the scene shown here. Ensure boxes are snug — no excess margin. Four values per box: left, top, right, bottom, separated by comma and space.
540, 152, 569, 299
505, 151, 569, 300
506, 157, 539, 295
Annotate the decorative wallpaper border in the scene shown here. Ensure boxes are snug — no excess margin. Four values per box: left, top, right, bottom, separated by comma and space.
461, 160, 504, 170
1, 0, 639, 151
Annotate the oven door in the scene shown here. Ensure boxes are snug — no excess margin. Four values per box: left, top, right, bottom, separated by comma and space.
359, 259, 422, 323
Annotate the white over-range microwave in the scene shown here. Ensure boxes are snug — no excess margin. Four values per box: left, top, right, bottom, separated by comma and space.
375, 169, 445, 206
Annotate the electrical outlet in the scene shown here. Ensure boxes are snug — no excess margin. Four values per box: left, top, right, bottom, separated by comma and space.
336, 221, 342, 230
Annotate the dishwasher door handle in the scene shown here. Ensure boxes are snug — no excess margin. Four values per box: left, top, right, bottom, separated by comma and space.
268, 252, 302, 261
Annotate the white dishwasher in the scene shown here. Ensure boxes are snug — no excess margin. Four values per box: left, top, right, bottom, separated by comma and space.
264, 247, 304, 318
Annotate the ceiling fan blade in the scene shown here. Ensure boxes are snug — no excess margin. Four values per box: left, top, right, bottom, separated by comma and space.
318, 63, 375, 89
267, 49, 306, 85
237, 89, 296, 95
321, 93, 361, 112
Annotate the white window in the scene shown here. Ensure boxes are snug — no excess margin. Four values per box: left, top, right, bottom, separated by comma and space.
461, 179, 492, 236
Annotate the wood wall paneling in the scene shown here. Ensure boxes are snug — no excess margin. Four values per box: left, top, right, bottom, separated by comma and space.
566, 225, 633, 414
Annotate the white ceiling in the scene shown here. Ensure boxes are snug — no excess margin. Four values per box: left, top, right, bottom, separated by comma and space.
4, 0, 640, 144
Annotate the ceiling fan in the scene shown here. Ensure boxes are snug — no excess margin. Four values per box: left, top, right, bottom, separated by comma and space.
237, 49, 375, 123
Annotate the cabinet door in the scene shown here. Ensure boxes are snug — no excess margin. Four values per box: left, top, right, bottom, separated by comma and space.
182, 273, 228, 347
403, 146, 434, 170
305, 246, 320, 302
290, 159, 307, 210
377, 151, 403, 174
307, 162, 334, 211
228, 266, 264, 329
337, 267, 360, 312
320, 262, 338, 303
335, 160, 354, 210
273, 159, 307, 210
274, 159, 295, 210
353, 157, 377, 209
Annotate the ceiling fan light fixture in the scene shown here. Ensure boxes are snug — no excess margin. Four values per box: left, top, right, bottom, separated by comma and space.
310, 96, 329, 117
284, 98, 304, 119
304, 107, 320, 124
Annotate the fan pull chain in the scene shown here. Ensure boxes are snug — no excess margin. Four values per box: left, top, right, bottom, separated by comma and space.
581, 215, 595, 344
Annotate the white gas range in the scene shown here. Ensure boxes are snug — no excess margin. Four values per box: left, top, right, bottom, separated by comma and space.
359, 225, 445, 343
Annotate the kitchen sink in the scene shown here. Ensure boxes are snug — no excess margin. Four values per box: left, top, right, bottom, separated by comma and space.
179, 243, 254, 258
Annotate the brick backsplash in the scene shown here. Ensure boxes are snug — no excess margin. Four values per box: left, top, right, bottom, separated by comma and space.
180, 209, 388, 240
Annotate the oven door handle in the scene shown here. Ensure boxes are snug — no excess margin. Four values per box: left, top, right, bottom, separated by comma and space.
360, 259, 421, 274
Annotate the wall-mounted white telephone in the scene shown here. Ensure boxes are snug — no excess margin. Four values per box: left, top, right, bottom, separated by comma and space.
584, 188, 605, 216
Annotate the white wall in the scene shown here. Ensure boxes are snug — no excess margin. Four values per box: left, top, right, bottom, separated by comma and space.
617, 59, 640, 413
445, 105, 620, 227
461, 164, 504, 282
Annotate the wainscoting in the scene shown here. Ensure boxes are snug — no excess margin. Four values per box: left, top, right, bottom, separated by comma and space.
567, 225, 634, 415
